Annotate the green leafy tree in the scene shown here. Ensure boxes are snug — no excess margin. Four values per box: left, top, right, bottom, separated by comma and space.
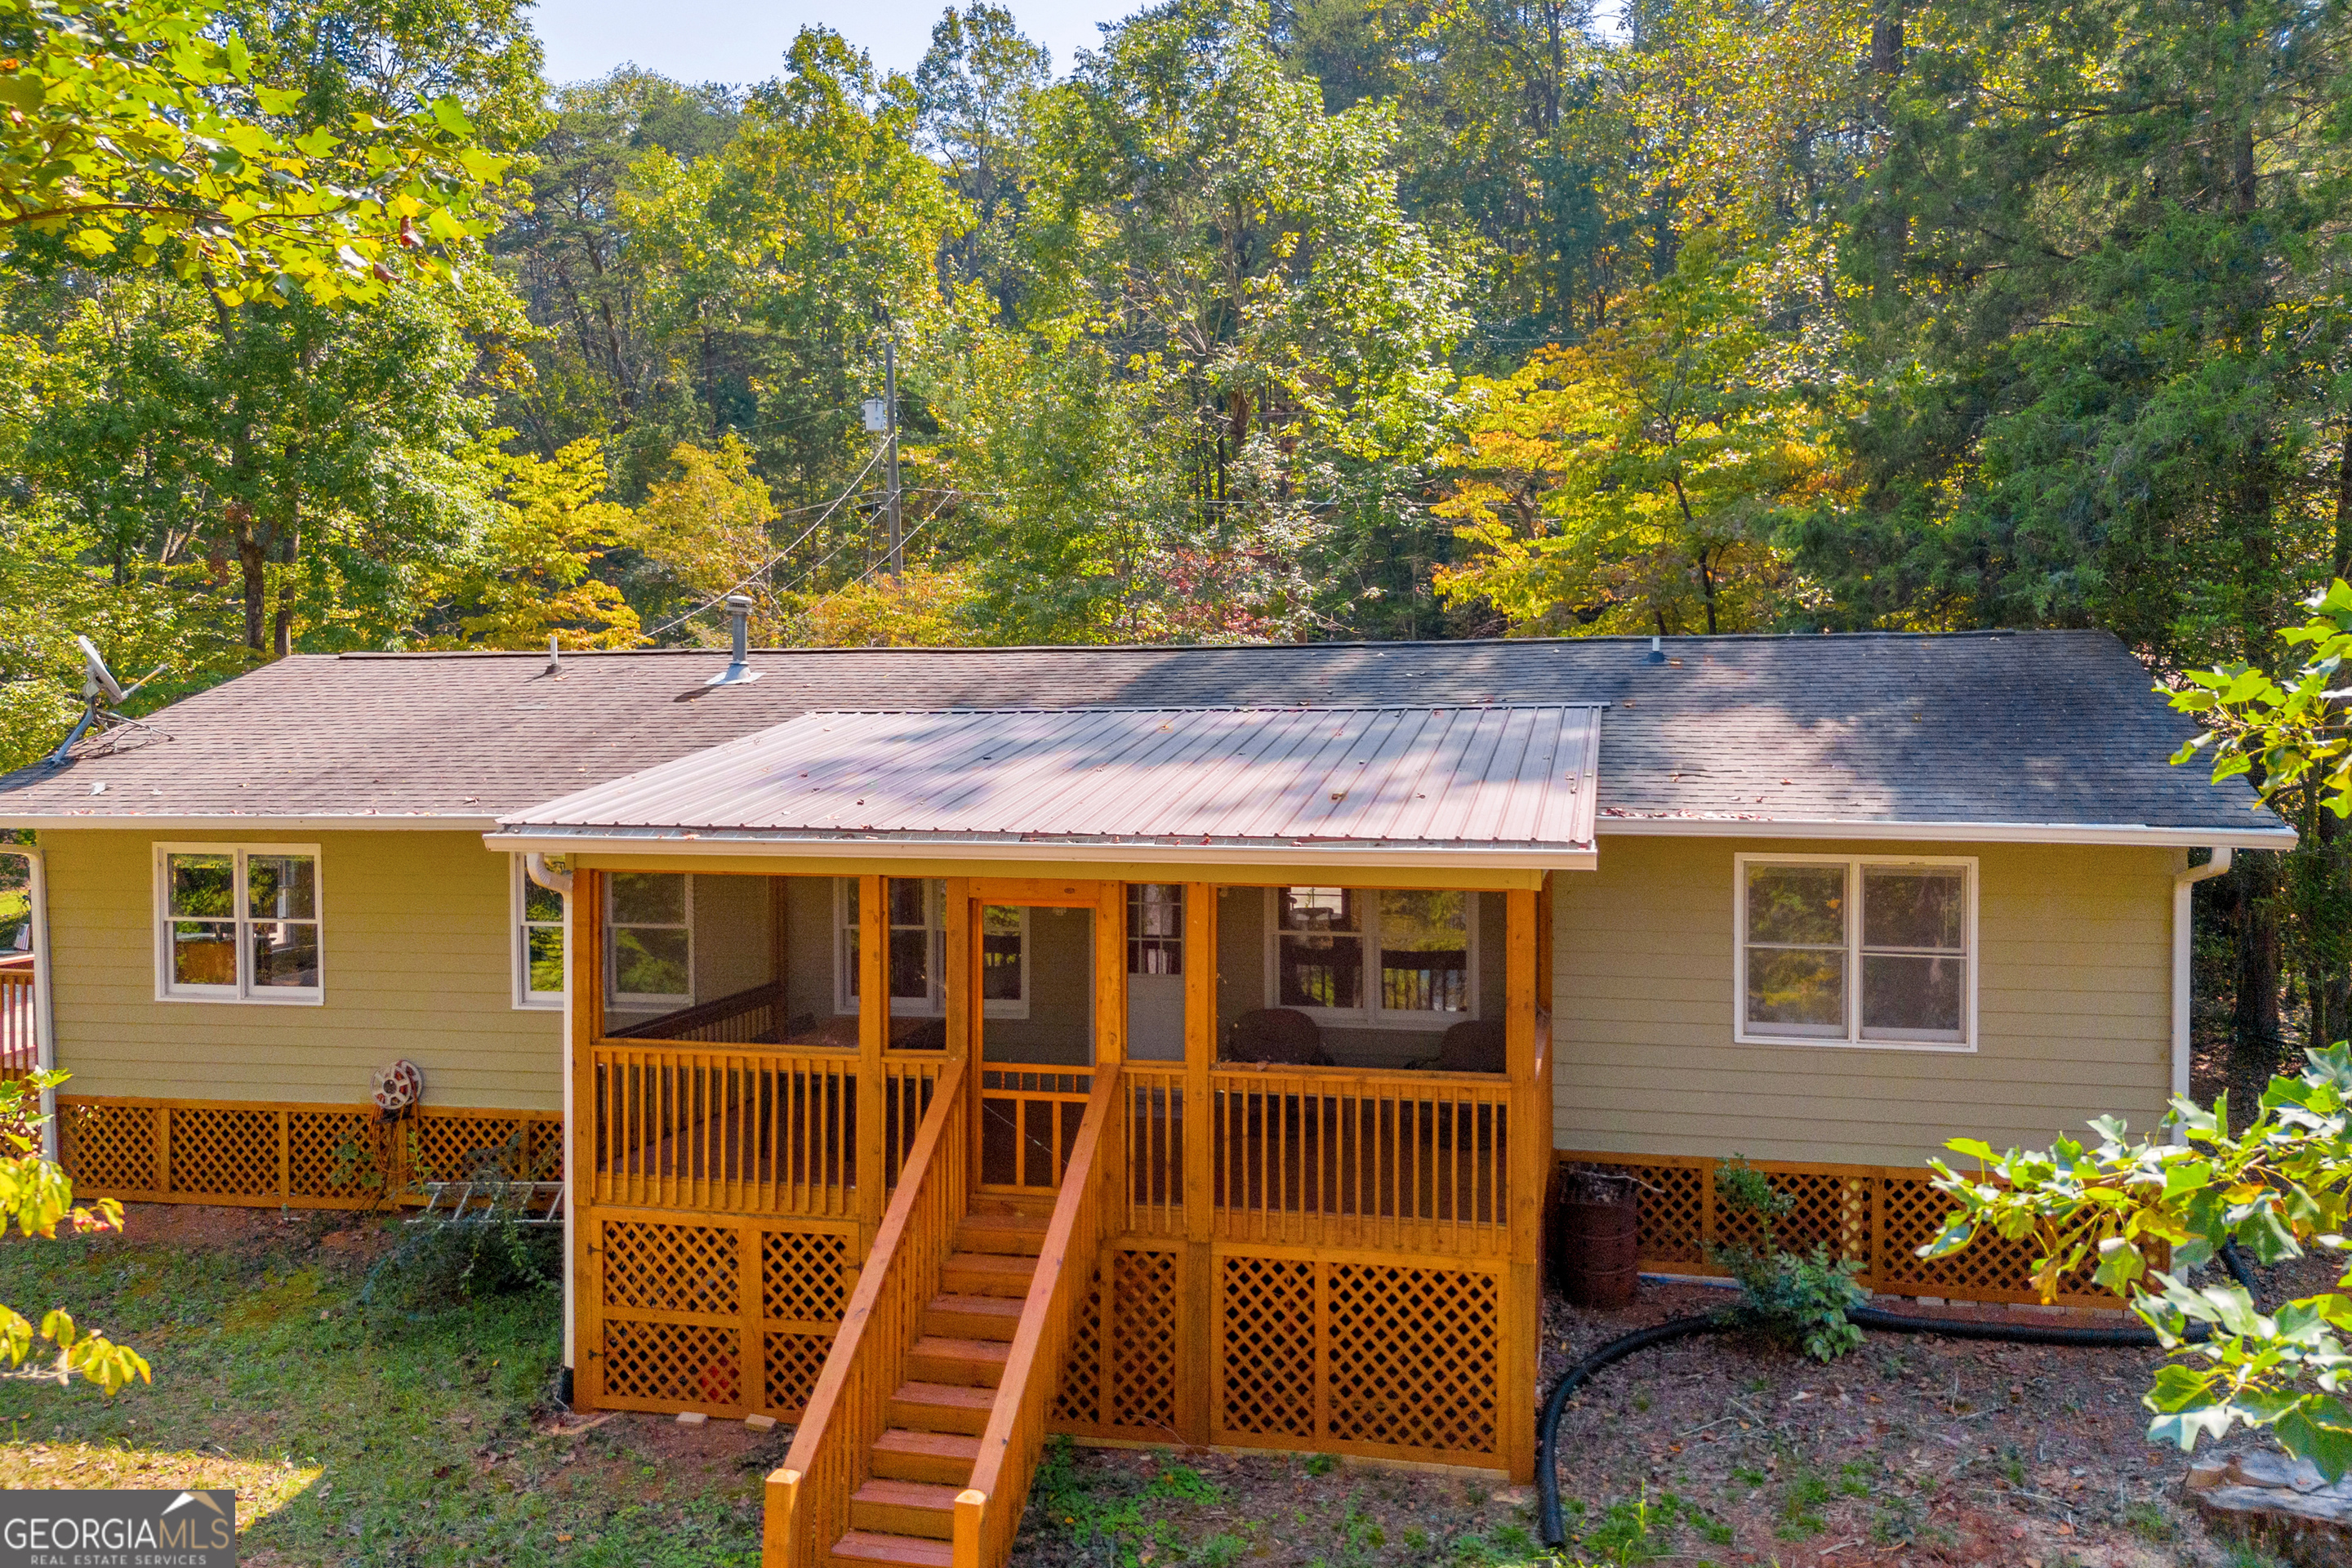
0, 0, 514, 303
0, 1071, 147, 1393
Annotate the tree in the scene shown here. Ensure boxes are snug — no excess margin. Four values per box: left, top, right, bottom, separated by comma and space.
0, 1071, 147, 1393
627, 436, 783, 639
0, 0, 513, 304
422, 437, 643, 648
1434, 237, 1840, 635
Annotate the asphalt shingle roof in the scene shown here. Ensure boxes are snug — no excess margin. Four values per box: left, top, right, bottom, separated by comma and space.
0, 630, 2287, 842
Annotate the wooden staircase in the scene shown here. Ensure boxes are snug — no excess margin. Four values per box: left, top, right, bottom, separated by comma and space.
831, 1215, 1049, 1566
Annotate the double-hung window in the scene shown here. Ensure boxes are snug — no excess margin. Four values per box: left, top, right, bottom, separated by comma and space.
156, 844, 322, 1003
1267, 886, 1474, 1027
514, 857, 565, 1009
1735, 855, 1974, 1050
609, 872, 692, 1009
834, 878, 1028, 1019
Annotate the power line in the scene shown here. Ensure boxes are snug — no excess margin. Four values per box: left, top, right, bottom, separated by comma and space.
643, 444, 888, 639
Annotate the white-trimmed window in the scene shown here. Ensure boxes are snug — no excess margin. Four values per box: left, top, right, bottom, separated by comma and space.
1264, 886, 1475, 1028
513, 857, 565, 1009
834, 878, 1028, 1019
609, 871, 692, 1009
155, 844, 322, 1004
1735, 854, 1976, 1051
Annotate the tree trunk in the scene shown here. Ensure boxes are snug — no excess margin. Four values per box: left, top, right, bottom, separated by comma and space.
237, 528, 268, 653
272, 501, 298, 660
2230, 852, 2285, 1097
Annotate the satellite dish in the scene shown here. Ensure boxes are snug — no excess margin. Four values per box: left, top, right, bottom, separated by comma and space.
46, 635, 167, 766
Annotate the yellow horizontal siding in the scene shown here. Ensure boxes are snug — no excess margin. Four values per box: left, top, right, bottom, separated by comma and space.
42, 828, 561, 1109
1553, 836, 2177, 1166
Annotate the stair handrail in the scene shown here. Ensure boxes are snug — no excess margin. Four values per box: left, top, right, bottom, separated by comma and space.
953, 1066, 1120, 1568
764, 1054, 970, 1568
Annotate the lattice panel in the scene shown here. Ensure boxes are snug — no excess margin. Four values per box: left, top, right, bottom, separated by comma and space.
764, 1331, 832, 1416
1218, 1256, 1314, 1438
1107, 1250, 1179, 1437
287, 1111, 384, 1200
762, 1230, 849, 1325
409, 1115, 528, 1184
1719, 1169, 1869, 1263
1327, 1264, 1499, 1459
60, 1102, 157, 1194
602, 1318, 742, 1410
1579, 1158, 1706, 1263
168, 1107, 279, 1198
601, 1221, 740, 1316
1051, 1265, 1102, 1427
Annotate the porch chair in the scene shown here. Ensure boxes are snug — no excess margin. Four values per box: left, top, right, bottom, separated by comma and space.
1408, 1018, 1506, 1073
1221, 1007, 1333, 1066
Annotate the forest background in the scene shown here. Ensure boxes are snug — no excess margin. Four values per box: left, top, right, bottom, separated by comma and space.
1, 0, 2347, 1097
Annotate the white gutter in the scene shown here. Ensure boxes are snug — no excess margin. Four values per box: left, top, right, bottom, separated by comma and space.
2172, 848, 2234, 1143
523, 853, 574, 896
0, 814, 501, 832
1597, 816, 2295, 850
484, 829, 1598, 871
14, 841, 56, 1159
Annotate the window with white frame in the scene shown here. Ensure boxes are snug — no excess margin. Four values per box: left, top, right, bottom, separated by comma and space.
1735, 855, 1974, 1049
513, 857, 564, 1009
155, 844, 322, 1002
1128, 884, 1183, 974
608, 871, 691, 1008
1266, 886, 1474, 1027
835, 878, 1027, 1018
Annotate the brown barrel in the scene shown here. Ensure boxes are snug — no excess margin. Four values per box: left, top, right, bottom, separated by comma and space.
1557, 1197, 1641, 1309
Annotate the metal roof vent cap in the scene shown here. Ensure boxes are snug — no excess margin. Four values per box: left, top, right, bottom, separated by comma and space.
705, 594, 763, 687
1646, 635, 1666, 664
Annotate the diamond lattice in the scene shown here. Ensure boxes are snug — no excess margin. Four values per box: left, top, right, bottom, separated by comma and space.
287, 1111, 383, 1200
1875, 1175, 2140, 1303
1326, 1264, 1499, 1459
167, 1107, 279, 1198
1107, 1250, 1179, 1437
763, 1331, 832, 1416
1717, 1169, 1869, 1263
1218, 1256, 1314, 1439
60, 1102, 156, 1194
762, 1230, 848, 1325
602, 1318, 742, 1410
601, 1221, 739, 1316
1575, 1158, 1706, 1264
409, 1115, 528, 1185
1051, 1265, 1102, 1427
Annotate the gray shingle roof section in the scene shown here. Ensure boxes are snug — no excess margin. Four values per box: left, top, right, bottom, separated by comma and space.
0, 630, 2287, 842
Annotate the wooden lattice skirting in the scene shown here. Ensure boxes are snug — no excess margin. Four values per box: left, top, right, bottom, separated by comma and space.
1558, 1150, 2157, 1308
56, 1094, 563, 1210
584, 1208, 851, 1420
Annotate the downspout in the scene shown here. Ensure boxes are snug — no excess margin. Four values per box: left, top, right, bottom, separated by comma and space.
524, 853, 579, 1390
2172, 849, 2233, 1143
16, 840, 56, 1158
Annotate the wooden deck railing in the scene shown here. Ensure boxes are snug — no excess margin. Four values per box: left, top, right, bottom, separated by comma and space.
956, 1067, 1118, 1568
1123, 1066, 1183, 1236
1209, 1064, 1512, 1256
0, 968, 33, 1073
590, 1043, 858, 1216
766, 1056, 969, 1568
606, 982, 783, 1045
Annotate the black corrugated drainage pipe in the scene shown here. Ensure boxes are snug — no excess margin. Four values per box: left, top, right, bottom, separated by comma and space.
1535, 1281, 2224, 1551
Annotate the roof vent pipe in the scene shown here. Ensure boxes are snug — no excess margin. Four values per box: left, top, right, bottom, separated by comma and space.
705, 594, 762, 687
1646, 635, 1666, 664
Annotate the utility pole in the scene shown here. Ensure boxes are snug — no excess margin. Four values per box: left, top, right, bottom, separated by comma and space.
884, 339, 902, 578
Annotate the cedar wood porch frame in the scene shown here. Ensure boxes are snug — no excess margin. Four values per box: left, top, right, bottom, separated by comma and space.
565, 862, 1556, 1481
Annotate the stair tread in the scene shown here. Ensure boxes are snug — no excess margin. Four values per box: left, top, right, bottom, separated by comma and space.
911, 1335, 1011, 1363
955, 1216, 1050, 1254
894, 1381, 996, 1410
853, 1478, 964, 1509
830, 1530, 956, 1568
944, 1251, 1038, 1276
930, 1291, 1026, 1316
874, 1428, 982, 1459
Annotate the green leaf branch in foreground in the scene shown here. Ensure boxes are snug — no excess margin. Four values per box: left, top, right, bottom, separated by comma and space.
0, 0, 510, 303
0, 1071, 147, 1393
1926, 1045, 2352, 1476
2167, 578, 2352, 820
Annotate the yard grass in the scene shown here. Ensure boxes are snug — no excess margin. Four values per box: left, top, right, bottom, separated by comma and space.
0, 1206, 776, 1566
0, 885, 26, 944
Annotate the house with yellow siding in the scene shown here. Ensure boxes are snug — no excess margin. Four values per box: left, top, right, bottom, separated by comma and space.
0, 624, 2288, 1568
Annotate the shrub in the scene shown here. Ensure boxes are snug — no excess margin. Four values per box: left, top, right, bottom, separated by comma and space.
360, 1213, 559, 1316
1709, 1156, 1866, 1362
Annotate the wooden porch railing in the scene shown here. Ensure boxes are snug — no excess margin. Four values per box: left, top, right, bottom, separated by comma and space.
1123, 1066, 1183, 1236
0, 968, 33, 1073
1209, 1064, 1512, 1256
606, 982, 783, 1045
590, 1043, 857, 1216
765, 1056, 969, 1568
956, 1067, 1119, 1568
